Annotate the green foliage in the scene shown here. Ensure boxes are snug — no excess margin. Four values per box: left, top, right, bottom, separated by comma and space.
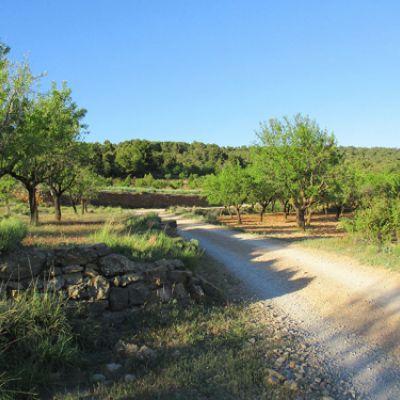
0, 290, 77, 398
258, 114, 340, 228
0, 217, 27, 252
92, 219, 201, 264
342, 197, 400, 246
124, 212, 162, 234
0, 44, 34, 178
67, 167, 106, 207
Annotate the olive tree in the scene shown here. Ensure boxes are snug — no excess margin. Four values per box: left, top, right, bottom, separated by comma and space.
258, 114, 340, 230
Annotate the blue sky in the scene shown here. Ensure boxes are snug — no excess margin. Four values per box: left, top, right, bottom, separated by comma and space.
1, 0, 399, 147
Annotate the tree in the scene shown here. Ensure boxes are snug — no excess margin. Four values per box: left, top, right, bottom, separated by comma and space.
67, 168, 105, 214
0, 43, 33, 178
203, 163, 251, 224
0, 175, 17, 216
258, 114, 340, 230
322, 163, 360, 220
248, 149, 284, 222
45, 87, 86, 221
11, 83, 85, 224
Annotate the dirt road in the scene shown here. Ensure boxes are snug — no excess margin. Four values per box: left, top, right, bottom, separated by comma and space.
167, 214, 400, 400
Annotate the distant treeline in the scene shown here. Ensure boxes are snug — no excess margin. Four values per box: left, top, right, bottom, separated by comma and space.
82, 140, 400, 179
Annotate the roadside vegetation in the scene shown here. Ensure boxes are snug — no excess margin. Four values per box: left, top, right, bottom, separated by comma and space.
0, 211, 302, 399
0, 217, 27, 252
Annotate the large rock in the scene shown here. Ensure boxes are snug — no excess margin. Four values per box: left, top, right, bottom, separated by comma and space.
143, 266, 168, 286
98, 254, 146, 277
112, 272, 143, 287
63, 272, 83, 285
91, 275, 110, 300
168, 270, 192, 284
53, 244, 110, 266
109, 287, 129, 311
128, 283, 150, 305
0, 249, 47, 280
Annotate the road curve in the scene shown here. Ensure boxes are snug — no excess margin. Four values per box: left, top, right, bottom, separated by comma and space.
167, 214, 400, 400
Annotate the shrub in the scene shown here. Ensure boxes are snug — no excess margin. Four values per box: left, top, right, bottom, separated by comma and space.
0, 290, 77, 398
92, 220, 201, 264
124, 213, 162, 234
342, 197, 400, 245
0, 217, 27, 252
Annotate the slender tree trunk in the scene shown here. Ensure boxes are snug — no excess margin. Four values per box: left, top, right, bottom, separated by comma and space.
259, 203, 268, 222
335, 205, 343, 221
72, 202, 78, 214
235, 206, 242, 224
54, 193, 62, 221
324, 207, 328, 215
306, 208, 313, 226
284, 201, 291, 221
81, 199, 85, 215
295, 207, 306, 231
271, 199, 276, 213
28, 186, 39, 225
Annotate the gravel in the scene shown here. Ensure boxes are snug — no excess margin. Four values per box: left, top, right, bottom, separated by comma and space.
169, 214, 400, 400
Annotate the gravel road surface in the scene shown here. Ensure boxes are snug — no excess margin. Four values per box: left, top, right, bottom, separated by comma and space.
167, 214, 400, 400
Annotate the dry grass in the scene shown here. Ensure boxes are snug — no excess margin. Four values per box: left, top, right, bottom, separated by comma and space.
21, 207, 134, 248
218, 212, 348, 241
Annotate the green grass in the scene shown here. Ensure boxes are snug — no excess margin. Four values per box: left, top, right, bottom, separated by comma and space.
91, 214, 201, 265
0, 217, 28, 252
0, 290, 78, 399
299, 236, 400, 271
168, 206, 220, 224
54, 301, 295, 400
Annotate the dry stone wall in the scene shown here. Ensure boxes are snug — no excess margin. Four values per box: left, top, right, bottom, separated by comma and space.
0, 244, 219, 310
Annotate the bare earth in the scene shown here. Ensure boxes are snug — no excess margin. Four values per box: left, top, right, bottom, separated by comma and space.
165, 213, 400, 400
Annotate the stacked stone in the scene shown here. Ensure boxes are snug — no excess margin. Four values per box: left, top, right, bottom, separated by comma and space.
0, 244, 218, 310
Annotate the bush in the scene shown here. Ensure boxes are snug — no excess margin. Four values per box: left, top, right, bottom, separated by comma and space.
0, 290, 77, 398
92, 220, 201, 264
342, 197, 400, 245
0, 217, 27, 252
124, 213, 162, 234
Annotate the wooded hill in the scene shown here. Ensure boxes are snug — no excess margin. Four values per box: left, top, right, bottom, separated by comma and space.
83, 140, 400, 179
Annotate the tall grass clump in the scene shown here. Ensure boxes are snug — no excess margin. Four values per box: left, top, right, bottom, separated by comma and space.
124, 212, 162, 234
0, 290, 78, 398
0, 217, 27, 253
92, 216, 201, 264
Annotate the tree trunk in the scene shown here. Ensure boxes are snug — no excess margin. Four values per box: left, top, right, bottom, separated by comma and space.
53, 193, 62, 221
271, 199, 276, 213
284, 201, 291, 220
306, 208, 313, 226
81, 199, 85, 215
28, 186, 39, 225
235, 206, 242, 224
259, 203, 268, 222
335, 206, 343, 221
295, 208, 306, 231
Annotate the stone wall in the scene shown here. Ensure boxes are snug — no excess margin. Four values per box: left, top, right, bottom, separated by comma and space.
91, 191, 209, 208
0, 244, 219, 310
